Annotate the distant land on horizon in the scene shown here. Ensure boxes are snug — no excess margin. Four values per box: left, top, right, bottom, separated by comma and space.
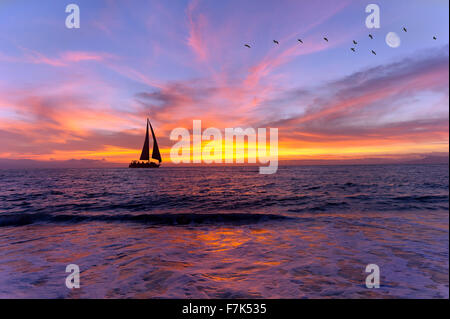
0, 154, 448, 169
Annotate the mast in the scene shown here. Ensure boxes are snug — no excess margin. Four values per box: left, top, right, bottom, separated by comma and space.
149, 119, 162, 163
139, 119, 150, 161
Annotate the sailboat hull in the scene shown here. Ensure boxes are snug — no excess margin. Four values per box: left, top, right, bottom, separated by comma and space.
129, 162, 160, 168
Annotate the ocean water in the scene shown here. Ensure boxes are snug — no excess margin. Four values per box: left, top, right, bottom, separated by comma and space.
0, 164, 448, 298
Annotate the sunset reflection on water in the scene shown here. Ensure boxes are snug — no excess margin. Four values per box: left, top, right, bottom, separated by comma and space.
0, 165, 448, 298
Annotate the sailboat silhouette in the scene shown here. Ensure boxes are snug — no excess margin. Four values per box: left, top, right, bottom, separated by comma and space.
129, 118, 162, 168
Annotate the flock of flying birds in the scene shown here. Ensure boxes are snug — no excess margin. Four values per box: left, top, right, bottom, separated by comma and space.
244, 27, 438, 56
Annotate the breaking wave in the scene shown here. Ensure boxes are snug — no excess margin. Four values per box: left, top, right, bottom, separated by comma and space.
0, 212, 292, 227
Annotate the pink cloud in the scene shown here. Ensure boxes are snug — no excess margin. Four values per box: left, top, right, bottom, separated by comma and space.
186, 0, 209, 61
0, 47, 114, 67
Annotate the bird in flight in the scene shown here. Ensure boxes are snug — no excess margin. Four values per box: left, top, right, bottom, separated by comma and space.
369, 34, 374, 39
403, 27, 407, 32
433, 36, 437, 40
244, 44, 251, 48
353, 40, 358, 45
351, 48, 356, 52
371, 50, 377, 55
297, 39, 303, 44
323, 37, 329, 42
273, 40, 279, 45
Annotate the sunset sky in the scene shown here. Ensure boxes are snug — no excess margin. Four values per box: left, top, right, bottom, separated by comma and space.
0, 0, 448, 165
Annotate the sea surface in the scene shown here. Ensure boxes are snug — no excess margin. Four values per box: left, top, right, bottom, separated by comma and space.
0, 164, 448, 298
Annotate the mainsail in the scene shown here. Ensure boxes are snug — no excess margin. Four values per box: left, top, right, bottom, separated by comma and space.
139, 118, 161, 163
139, 120, 150, 161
